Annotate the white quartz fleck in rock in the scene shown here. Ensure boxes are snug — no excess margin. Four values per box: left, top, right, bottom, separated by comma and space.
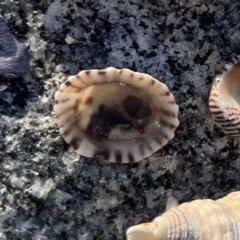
65, 36, 77, 44
27, 178, 55, 199
96, 196, 118, 211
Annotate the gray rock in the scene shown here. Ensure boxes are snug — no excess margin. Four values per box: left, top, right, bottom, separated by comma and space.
1, 0, 240, 240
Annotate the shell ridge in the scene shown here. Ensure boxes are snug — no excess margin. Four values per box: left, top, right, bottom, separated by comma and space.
177, 208, 195, 240
216, 195, 240, 238
209, 56, 240, 136
127, 192, 240, 240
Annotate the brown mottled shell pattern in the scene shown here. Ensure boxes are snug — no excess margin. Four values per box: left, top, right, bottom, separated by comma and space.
54, 67, 179, 162
127, 191, 240, 240
209, 56, 240, 137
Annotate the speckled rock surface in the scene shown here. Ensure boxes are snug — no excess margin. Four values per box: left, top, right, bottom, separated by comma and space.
0, 0, 240, 239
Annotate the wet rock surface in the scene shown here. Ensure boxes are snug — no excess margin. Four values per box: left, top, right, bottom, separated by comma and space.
0, 0, 240, 239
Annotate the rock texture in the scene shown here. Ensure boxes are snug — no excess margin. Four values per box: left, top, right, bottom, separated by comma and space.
0, 0, 240, 239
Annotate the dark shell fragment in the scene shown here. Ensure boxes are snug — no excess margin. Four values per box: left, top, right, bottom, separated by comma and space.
0, 15, 30, 77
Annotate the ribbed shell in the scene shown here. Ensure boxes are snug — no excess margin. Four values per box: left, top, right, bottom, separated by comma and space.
54, 67, 179, 163
209, 56, 240, 137
127, 191, 240, 240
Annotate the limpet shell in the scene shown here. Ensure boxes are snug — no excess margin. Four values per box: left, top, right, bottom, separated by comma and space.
54, 67, 179, 163
127, 191, 240, 240
209, 56, 240, 137
0, 15, 30, 77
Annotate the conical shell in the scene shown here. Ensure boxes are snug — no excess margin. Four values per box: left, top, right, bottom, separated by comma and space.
209, 56, 240, 137
54, 67, 179, 163
127, 191, 240, 240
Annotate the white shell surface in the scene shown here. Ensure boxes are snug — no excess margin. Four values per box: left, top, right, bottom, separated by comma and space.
209, 56, 240, 137
126, 191, 240, 240
54, 67, 179, 163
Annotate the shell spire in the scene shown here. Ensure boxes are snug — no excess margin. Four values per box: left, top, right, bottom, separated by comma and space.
126, 191, 240, 239
54, 67, 179, 163
209, 56, 240, 137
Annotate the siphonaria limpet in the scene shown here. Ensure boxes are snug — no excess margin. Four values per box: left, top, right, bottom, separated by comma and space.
54, 67, 179, 163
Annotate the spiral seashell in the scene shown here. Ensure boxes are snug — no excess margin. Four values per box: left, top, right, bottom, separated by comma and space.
54, 67, 179, 163
209, 56, 240, 137
0, 15, 30, 77
127, 191, 240, 240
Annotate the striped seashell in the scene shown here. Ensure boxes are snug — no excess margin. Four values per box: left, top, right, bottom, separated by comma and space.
54, 67, 179, 163
127, 191, 240, 240
209, 56, 240, 137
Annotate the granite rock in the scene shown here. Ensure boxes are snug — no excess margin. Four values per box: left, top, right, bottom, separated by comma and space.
0, 0, 240, 239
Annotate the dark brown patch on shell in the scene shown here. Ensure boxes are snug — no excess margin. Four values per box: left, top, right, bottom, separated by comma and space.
115, 151, 122, 163
85, 70, 90, 75
94, 149, 110, 160
151, 80, 155, 85
65, 81, 72, 86
63, 128, 71, 137
128, 153, 135, 162
211, 111, 224, 115
55, 100, 59, 104
215, 116, 225, 120
148, 145, 152, 151
85, 96, 93, 105
85, 95, 152, 142
169, 124, 177, 130
214, 118, 234, 123
123, 96, 151, 122
165, 91, 170, 96
69, 136, 81, 150
98, 71, 106, 75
